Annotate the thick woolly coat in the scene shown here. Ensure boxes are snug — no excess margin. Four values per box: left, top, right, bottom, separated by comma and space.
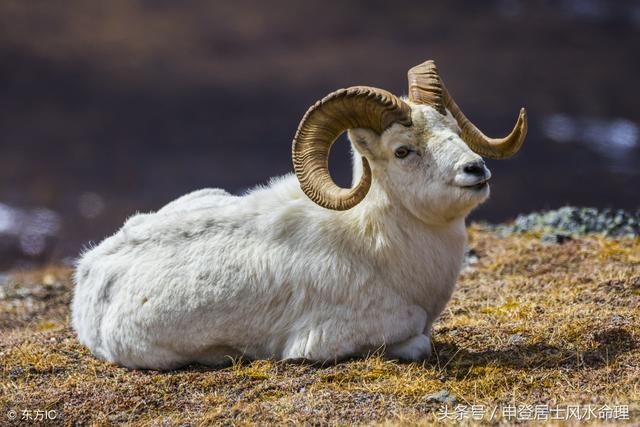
72, 105, 487, 369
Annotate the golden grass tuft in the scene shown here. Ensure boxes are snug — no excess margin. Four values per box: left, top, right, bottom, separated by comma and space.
1, 229, 638, 425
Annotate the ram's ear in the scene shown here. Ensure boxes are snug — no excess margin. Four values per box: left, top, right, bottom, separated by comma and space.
347, 128, 381, 159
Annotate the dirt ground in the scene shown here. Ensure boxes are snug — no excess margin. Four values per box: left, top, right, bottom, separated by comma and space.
1, 226, 638, 425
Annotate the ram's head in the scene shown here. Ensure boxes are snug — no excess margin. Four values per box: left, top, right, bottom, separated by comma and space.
292, 60, 527, 223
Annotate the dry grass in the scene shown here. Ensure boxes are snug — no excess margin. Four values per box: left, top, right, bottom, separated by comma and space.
1, 227, 639, 425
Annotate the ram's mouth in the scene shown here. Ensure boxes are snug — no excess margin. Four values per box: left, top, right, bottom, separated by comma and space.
459, 179, 490, 191
465, 181, 489, 190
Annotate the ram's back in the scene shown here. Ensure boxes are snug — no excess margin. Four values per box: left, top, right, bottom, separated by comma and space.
70, 178, 389, 368
71, 187, 272, 367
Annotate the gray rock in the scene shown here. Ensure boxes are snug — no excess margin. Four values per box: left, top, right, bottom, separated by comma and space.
463, 248, 479, 266
541, 233, 573, 245
493, 206, 640, 237
508, 334, 525, 345
610, 315, 625, 324
426, 389, 457, 405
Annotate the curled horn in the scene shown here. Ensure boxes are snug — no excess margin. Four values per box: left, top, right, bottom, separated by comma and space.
292, 86, 412, 210
441, 80, 527, 159
408, 59, 527, 159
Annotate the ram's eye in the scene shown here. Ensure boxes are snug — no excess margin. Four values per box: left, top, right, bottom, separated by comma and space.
394, 147, 411, 159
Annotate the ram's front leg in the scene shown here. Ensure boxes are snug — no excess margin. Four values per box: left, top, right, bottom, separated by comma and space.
282, 304, 430, 363
282, 325, 380, 362
282, 328, 338, 362
385, 334, 432, 361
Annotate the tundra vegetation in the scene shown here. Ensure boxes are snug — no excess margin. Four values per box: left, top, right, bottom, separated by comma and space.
1, 217, 638, 425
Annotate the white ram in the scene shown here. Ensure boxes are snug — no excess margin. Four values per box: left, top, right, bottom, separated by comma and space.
72, 60, 527, 369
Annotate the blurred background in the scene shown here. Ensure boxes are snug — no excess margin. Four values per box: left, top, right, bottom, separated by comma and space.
1, 0, 639, 270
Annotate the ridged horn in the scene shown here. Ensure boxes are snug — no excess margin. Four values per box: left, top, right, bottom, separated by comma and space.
292, 86, 412, 210
407, 59, 527, 159
407, 60, 445, 115
441, 78, 527, 159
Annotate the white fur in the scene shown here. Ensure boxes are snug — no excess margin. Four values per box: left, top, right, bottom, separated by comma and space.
71, 104, 490, 369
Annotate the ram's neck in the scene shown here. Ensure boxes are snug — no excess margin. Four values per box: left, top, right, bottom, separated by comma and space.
342, 184, 466, 310
255, 167, 467, 306
343, 180, 465, 249
343, 148, 467, 267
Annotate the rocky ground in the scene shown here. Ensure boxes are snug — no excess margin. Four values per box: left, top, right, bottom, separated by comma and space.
492, 206, 640, 238
1, 209, 639, 425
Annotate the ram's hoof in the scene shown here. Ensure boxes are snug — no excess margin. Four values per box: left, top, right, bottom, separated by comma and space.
386, 334, 432, 361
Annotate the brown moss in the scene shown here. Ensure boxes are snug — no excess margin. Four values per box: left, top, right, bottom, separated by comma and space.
1, 230, 639, 425
2, 342, 71, 375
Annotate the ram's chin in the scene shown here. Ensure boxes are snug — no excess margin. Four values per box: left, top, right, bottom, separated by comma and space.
454, 184, 490, 216
472, 182, 490, 201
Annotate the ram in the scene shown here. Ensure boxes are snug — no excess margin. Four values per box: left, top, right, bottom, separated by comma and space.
72, 60, 527, 369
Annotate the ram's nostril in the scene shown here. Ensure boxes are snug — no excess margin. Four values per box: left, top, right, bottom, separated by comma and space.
462, 161, 486, 177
